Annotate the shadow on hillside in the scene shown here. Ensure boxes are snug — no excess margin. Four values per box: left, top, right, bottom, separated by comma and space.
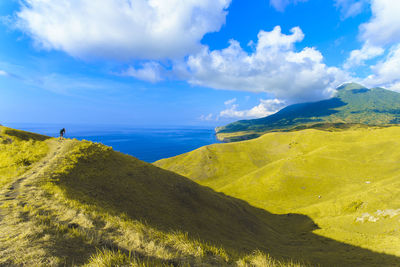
270, 97, 347, 120
23, 210, 178, 266
258, 97, 347, 127
36, 221, 178, 266
52, 147, 400, 266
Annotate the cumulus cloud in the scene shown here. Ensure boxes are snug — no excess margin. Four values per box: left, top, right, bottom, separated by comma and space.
123, 62, 163, 83
344, 43, 384, 68
335, 0, 369, 18
186, 26, 349, 102
219, 98, 286, 119
16, 0, 230, 60
345, 0, 400, 90
360, 0, 400, 47
344, 0, 400, 68
362, 45, 400, 91
269, 0, 308, 12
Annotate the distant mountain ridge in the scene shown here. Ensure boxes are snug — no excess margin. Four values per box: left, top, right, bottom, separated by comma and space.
216, 83, 400, 142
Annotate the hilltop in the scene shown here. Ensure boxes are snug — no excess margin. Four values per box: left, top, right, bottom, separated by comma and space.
156, 126, 400, 265
216, 83, 400, 142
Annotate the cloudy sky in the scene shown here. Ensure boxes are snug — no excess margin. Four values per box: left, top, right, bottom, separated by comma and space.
0, 0, 399, 126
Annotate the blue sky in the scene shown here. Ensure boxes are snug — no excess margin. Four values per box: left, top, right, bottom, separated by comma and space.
0, 0, 399, 126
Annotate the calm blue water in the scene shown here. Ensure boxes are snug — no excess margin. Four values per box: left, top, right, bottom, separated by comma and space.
5, 123, 219, 162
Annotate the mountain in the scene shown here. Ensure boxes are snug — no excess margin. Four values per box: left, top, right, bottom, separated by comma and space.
155, 126, 400, 266
216, 83, 400, 142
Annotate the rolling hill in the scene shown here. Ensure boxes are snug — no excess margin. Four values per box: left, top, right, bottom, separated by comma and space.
216, 83, 400, 142
155, 126, 400, 265
0, 126, 282, 266
2, 126, 399, 266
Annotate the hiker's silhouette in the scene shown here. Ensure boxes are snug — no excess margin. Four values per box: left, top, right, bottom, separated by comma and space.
59, 128, 66, 139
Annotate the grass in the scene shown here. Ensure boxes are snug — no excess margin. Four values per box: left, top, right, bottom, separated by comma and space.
84, 249, 174, 267
156, 126, 400, 264
0, 127, 311, 266
45, 141, 281, 255
237, 251, 304, 267
0, 126, 49, 189
3, 126, 400, 265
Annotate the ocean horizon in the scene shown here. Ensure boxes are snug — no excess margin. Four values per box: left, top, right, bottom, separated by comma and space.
5, 123, 220, 163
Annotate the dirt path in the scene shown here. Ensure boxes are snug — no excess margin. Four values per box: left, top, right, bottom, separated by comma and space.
0, 139, 67, 221
0, 139, 82, 265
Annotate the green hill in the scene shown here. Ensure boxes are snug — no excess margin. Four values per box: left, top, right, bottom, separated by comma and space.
155, 126, 400, 265
0, 126, 284, 266
2, 126, 400, 266
216, 83, 400, 142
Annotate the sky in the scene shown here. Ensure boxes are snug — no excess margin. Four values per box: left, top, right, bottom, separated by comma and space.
0, 0, 400, 127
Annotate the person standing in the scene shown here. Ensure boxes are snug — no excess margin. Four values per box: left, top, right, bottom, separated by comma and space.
59, 128, 66, 139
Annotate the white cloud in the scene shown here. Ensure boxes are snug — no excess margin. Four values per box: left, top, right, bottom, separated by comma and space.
345, 0, 400, 85
335, 0, 369, 18
269, 0, 308, 12
219, 98, 286, 119
360, 0, 400, 47
343, 0, 400, 68
199, 113, 214, 121
0, 70, 8, 76
224, 98, 237, 106
123, 62, 163, 83
186, 26, 349, 102
344, 43, 384, 68
16, 0, 230, 60
362, 44, 400, 91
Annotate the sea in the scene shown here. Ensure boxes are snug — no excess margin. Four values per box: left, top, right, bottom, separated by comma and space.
5, 123, 220, 163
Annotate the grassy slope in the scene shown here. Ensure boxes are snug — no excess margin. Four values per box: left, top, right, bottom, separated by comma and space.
216, 83, 400, 142
155, 126, 400, 264
47, 141, 290, 256
0, 127, 309, 266
0, 126, 49, 188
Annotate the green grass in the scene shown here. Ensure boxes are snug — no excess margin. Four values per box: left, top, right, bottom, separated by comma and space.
46, 141, 281, 254
237, 251, 304, 267
84, 248, 174, 267
0, 127, 310, 266
156, 126, 400, 265
3, 126, 400, 266
0, 126, 49, 188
